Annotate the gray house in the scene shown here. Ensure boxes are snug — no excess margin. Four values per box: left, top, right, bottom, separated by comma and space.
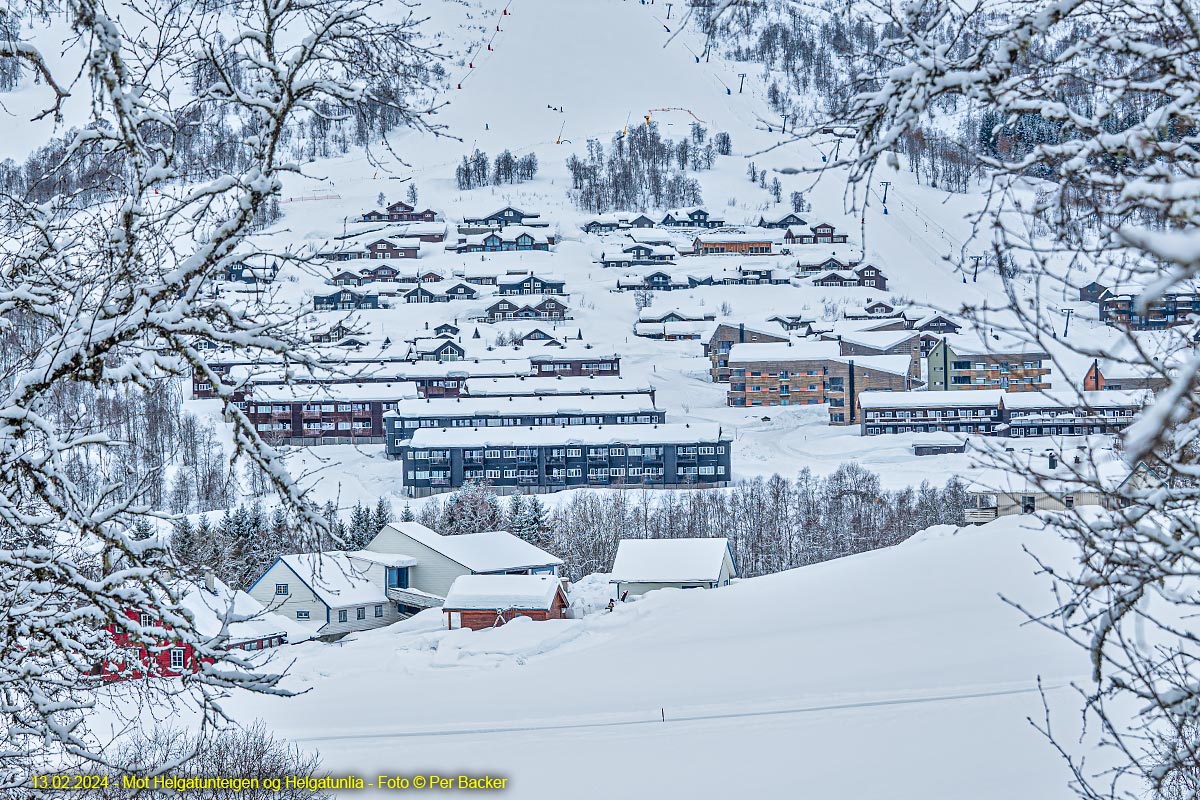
366, 522, 563, 601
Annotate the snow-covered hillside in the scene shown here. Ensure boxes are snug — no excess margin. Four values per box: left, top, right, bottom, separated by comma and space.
100, 515, 1091, 797
162, 0, 1159, 513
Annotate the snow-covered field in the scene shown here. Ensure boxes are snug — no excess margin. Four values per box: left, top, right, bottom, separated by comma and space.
100, 515, 1093, 797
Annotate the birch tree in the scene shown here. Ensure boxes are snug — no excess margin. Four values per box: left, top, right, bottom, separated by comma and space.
0, 0, 437, 784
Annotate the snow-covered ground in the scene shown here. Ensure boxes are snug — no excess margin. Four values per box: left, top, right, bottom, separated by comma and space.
100, 515, 1095, 797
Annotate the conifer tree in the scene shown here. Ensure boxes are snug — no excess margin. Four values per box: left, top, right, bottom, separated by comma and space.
372, 497, 394, 535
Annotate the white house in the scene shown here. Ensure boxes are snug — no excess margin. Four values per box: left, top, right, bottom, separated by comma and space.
247, 550, 418, 637
366, 522, 563, 600
610, 538, 738, 598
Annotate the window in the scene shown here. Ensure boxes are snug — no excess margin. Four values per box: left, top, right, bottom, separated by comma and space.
170, 649, 185, 671
295, 610, 310, 620
338, 610, 348, 623
356, 607, 366, 620
139, 613, 152, 628
275, 583, 288, 596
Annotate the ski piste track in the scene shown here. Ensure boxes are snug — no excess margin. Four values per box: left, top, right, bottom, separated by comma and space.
290, 679, 1072, 743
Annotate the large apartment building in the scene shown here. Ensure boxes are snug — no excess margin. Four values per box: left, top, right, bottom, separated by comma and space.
1098, 287, 1200, 330
857, 389, 1148, 437
724, 341, 916, 423
398, 424, 732, 496
926, 337, 1051, 392
384, 393, 664, 454
858, 390, 1007, 436
704, 323, 790, 382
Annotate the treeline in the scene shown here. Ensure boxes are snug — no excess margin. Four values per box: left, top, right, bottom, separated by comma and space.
565, 123, 729, 213
454, 148, 539, 190
165, 462, 969, 590
172, 498, 395, 590
413, 463, 970, 580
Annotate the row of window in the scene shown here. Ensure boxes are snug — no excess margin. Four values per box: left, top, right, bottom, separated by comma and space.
948, 361, 1043, 371
293, 605, 387, 622
254, 403, 392, 414
400, 414, 653, 429
411, 445, 718, 460
865, 425, 995, 434
413, 465, 729, 481
257, 421, 372, 432
864, 409, 995, 420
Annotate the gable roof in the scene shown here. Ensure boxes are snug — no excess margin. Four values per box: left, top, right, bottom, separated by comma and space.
275, 551, 405, 607
610, 538, 734, 583
377, 522, 563, 573
442, 574, 565, 611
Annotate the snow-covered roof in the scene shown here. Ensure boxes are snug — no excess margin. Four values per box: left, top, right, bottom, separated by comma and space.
1001, 389, 1151, 410
727, 340, 841, 363
910, 432, 967, 447
634, 321, 711, 336
830, 354, 914, 377
638, 306, 713, 323
610, 538, 732, 583
832, 330, 919, 351
247, 382, 415, 402
347, 550, 418, 568
463, 376, 653, 397
405, 422, 726, 449
694, 230, 780, 243
934, 332, 1050, 358
277, 552, 391, 607
180, 578, 310, 644
379, 522, 563, 572
858, 390, 1006, 409
443, 574, 564, 611
388, 393, 658, 419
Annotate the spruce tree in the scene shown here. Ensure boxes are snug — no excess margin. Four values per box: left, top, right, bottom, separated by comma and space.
506, 492, 527, 533
400, 502, 415, 522
372, 497, 394, 535
170, 518, 198, 565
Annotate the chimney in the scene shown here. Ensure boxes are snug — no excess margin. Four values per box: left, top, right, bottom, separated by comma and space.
1048, 453, 1058, 470
738, 323, 745, 343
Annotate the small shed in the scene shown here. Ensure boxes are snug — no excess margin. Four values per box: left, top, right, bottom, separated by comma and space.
610, 538, 737, 598
911, 433, 968, 456
442, 575, 569, 631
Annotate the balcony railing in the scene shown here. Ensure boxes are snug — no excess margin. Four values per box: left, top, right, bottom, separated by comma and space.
965, 507, 998, 524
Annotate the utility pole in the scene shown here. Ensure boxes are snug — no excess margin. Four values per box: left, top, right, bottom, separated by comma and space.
879, 181, 892, 205
1063, 307, 1073, 338
970, 254, 982, 283
832, 139, 841, 161
665, 2, 672, 18
781, 114, 789, 134
737, 73, 747, 93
